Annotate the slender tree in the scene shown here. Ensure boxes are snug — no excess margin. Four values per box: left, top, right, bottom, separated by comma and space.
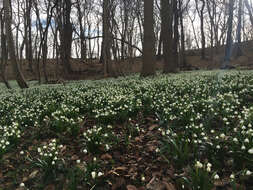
222, 0, 235, 69
3, 0, 28, 88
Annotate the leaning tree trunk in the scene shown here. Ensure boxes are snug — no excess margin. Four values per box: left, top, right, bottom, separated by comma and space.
141, 0, 156, 77
4, 0, 28, 88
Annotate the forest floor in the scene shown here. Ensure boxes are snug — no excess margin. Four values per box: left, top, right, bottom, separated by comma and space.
0, 70, 253, 190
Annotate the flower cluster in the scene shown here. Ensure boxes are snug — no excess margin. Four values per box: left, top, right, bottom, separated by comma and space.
82, 125, 118, 154
0, 122, 21, 156
36, 139, 63, 165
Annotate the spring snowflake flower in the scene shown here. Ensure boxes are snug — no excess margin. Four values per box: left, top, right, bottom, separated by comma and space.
195, 161, 203, 169
230, 174, 235, 179
83, 149, 88, 154
91, 171, 96, 179
241, 145, 246, 150
214, 174, 220, 180
20, 183, 25, 187
246, 170, 252, 176
220, 133, 225, 139
248, 148, 253, 154
98, 172, 103, 177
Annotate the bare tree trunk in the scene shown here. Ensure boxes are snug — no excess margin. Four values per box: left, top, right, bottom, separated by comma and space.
245, 0, 253, 26
141, 0, 156, 77
179, 0, 187, 68
235, 0, 243, 57
222, 0, 235, 69
102, 0, 115, 77
4, 0, 28, 88
0, 12, 11, 89
162, 0, 176, 73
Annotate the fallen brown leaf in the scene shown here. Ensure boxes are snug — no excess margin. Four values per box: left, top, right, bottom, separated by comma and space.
127, 185, 138, 190
101, 153, 112, 160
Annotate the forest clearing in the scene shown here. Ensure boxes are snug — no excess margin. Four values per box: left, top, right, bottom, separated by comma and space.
0, 71, 253, 189
1, 0, 253, 189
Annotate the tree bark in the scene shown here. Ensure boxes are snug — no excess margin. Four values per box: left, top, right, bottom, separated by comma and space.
222, 0, 235, 69
4, 0, 28, 88
141, 0, 156, 77
162, 0, 177, 73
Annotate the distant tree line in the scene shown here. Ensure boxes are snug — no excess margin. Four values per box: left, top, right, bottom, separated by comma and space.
0, 0, 253, 88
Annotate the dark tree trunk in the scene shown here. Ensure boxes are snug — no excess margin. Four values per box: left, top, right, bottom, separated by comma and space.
162, 0, 177, 73
141, 0, 156, 77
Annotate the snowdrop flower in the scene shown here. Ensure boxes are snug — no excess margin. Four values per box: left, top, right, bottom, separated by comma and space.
76, 159, 81, 164
216, 145, 221, 149
20, 183, 25, 187
141, 176, 145, 181
241, 145, 246, 150
20, 151, 24, 155
93, 157, 97, 162
233, 138, 238, 143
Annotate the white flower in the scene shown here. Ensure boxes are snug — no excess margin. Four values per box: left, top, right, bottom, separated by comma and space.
195, 161, 203, 169
206, 167, 211, 172
20, 183, 25, 187
216, 145, 221, 149
37, 148, 41, 153
83, 149, 88, 154
76, 159, 81, 164
220, 133, 225, 139
244, 138, 249, 143
246, 170, 252, 176
230, 174, 235, 179
214, 174, 219, 180
91, 171, 96, 179
93, 157, 97, 162
248, 148, 253, 154
241, 145, 246, 150
52, 161, 55, 165
141, 176, 145, 181
20, 151, 24, 155
98, 172, 103, 177
233, 138, 238, 143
